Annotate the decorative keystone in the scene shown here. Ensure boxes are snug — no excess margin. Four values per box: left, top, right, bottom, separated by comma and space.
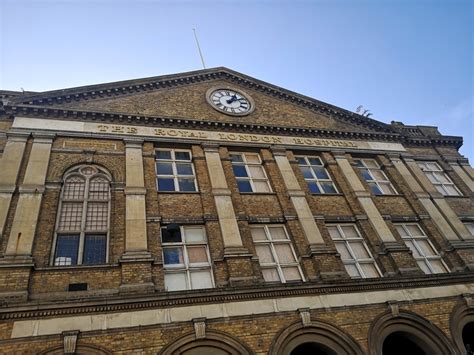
63, 330, 79, 354
193, 318, 206, 339
298, 308, 311, 327
387, 301, 399, 317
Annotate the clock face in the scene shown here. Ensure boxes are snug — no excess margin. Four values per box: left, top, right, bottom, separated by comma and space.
207, 88, 254, 116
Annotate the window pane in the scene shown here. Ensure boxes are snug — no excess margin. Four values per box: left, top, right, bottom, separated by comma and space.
341, 226, 358, 238
85, 202, 108, 231
163, 247, 184, 265
335, 242, 351, 259
344, 264, 360, 278
300, 166, 313, 179
162, 227, 182, 243
434, 172, 449, 183
328, 226, 342, 239
369, 183, 383, 195
187, 246, 209, 264
396, 225, 409, 237
158, 178, 175, 191
156, 150, 172, 160
407, 224, 423, 237
254, 181, 270, 192
249, 166, 266, 179
89, 177, 109, 200
190, 270, 213, 289
361, 169, 372, 181
164, 272, 187, 291
262, 268, 280, 282
245, 153, 260, 164
354, 160, 364, 167
282, 267, 302, 281
156, 162, 173, 175
371, 170, 386, 181
349, 242, 370, 259
184, 227, 205, 242
83, 235, 106, 265
429, 259, 447, 273
379, 183, 396, 194
54, 235, 80, 266
313, 167, 329, 179
416, 240, 436, 256
232, 165, 248, 177
274, 244, 296, 263
445, 185, 460, 196
178, 178, 196, 192
360, 263, 379, 278
251, 227, 267, 241
237, 180, 253, 192
296, 157, 306, 165
176, 163, 193, 175
308, 182, 321, 194
255, 245, 274, 263
404, 240, 422, 257
417, 260, 431, 274
268, 226, 288, 240
229, 154, 243, 162
174, 151, 191, 161
321, 182, 337, 194
63, 176, 85, 199
364, 160, 378, 168
58, 202, 83, 231
308, 157, 322, 166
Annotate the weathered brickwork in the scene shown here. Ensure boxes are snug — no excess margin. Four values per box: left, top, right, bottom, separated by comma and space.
0, 68, 472, 354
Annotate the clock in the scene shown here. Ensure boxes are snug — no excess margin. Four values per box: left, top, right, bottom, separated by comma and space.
206, 87, 255, 116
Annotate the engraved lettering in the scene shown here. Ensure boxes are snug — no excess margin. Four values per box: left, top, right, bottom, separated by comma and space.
126, 127, 138, 134
154, 129, 166, 136
97, 125, 108, 132
111, 126, 124, 133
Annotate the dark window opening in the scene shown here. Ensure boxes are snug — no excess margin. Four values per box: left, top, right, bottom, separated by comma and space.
382, 332, 426, 355
68, 283, 88, 291
291, 342, 336, 355
463, 322, 474, 355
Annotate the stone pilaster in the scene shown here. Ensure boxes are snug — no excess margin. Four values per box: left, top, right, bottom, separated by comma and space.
272, 147, 347, 280
120, 138, 153, 294
0, 131, 29, 240
203, 143, 254, 285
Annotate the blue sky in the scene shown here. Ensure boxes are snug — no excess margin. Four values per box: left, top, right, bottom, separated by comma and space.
1, 0, 472, 160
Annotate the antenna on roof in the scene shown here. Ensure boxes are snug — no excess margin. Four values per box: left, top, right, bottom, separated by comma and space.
192, 27, 206, 69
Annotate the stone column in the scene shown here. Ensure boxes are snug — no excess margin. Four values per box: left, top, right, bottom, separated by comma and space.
0, 131, 29, 240
202, 144, 246, 254
4, 133, 54, 260
404, 158, 472, 240
120, 138, 153, 294
446, 159, 474, 192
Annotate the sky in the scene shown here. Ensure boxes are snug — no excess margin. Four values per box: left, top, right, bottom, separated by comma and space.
1, 0, 472, 160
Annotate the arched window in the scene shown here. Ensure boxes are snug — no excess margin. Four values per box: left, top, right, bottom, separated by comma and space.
51, 165, 111, 266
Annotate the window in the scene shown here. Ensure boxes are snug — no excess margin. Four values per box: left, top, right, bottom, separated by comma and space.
296, 156, 338, 194
395, 223, 449, 274
161, 226, 214, 291
52, 165, 110, 266
155, 149, 197, 192
464, 223, 474, 237
229, 152, 272, 193
354, 159, 397, 195
417, 161, 461, 196
327, 224, 381, 278
251, 225, 304, 283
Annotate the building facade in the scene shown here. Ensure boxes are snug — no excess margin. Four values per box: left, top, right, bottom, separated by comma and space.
0, 67, 473, 354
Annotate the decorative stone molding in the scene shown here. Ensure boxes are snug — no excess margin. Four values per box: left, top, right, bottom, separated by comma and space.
298, 308, 311, 327
193, 318, 206, 339
62, 330, 79, 354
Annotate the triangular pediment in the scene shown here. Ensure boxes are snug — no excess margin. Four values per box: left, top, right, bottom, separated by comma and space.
9, 67, 393, 134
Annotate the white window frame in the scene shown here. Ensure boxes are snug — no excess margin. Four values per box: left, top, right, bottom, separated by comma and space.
417, 161, 462, 196
464, 222, 474, 237
229, 152, 272, 193
51, 165, 111, 266
161, 225, 214, 291
354, 158, 397, 195
395, 223, 449, 274
155, 148, 198, 192
327, 224, 382, 278
295, 155, 338, 194
251, 224, 305, 283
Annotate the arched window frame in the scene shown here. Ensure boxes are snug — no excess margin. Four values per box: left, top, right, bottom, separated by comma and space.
50, 164, 112, 266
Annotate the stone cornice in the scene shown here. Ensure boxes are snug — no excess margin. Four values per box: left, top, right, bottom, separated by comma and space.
0, 104, 463, 149
8, 67, 394, 134
1, 272, 473, 320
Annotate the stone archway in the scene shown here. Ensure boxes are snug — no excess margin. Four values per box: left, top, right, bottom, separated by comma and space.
270, 320, 363, 355
159, 330, 252, 355
450, 301, 474, 354
368, 310, 456, 355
